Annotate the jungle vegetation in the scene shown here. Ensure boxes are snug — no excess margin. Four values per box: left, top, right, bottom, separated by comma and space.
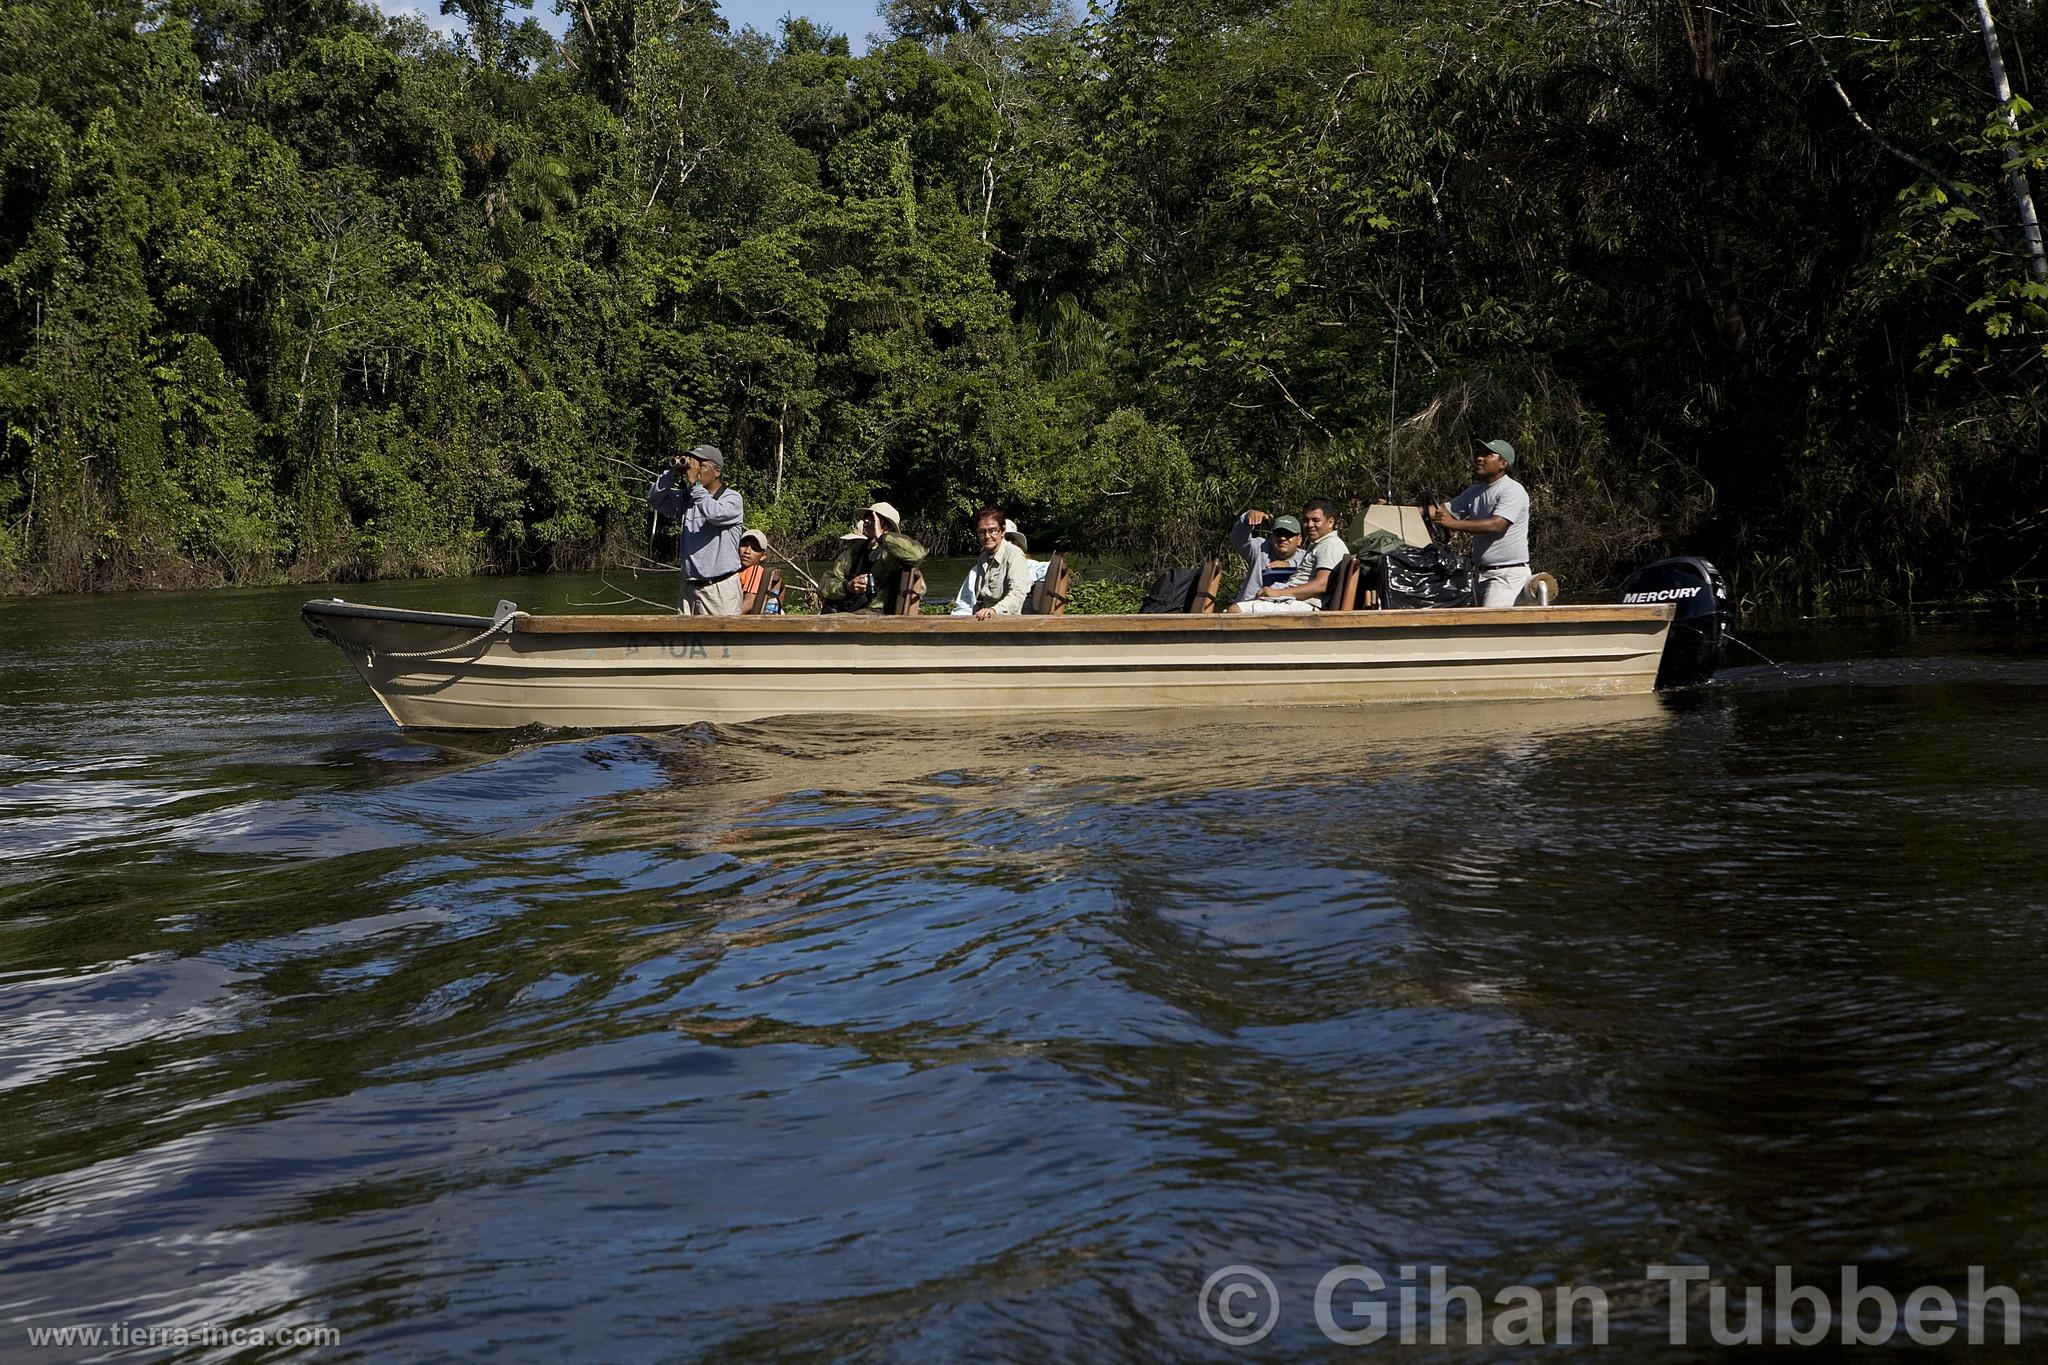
4, 0, 2047, 608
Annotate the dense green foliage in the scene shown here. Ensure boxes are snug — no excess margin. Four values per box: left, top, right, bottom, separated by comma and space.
4, 0, 2048, 605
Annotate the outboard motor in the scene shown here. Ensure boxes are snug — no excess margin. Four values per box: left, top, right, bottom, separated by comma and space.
1618, 556, 1728, 689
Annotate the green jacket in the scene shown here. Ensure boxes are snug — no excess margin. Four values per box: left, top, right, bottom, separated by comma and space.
819, 532, 929, 612
1347, 528, 1411, 568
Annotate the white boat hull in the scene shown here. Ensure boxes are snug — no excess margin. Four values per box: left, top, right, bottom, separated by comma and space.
303, 600, 1682, 730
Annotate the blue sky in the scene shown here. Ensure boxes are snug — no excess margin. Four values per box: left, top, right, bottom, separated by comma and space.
365, 0, 888, 53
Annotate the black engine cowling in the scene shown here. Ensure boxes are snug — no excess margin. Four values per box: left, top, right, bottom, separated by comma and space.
1618, 556, 1728, 689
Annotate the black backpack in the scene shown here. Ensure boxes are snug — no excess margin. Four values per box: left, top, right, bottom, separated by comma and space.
1140, 566, 1202, 613
1381, 542, 1477, 608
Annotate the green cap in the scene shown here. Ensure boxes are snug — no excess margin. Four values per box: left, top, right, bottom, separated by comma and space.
1270, 515, 1303, 536
1479, 438, 1517, 466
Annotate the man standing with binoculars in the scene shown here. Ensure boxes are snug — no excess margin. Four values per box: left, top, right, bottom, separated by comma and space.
647, 443, 746, 616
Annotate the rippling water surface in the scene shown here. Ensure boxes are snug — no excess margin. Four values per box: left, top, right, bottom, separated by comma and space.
3, 577, 2047, 1359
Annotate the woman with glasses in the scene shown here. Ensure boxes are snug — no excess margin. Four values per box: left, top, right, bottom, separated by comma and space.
964, 507, 1033, 619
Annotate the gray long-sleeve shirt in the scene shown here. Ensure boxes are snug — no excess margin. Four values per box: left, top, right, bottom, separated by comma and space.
648, 472, 744, 581
1228, 514, 1300, 603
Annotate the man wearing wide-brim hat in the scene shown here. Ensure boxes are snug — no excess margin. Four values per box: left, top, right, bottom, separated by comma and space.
818, 500, 929, 613
647, 443, 746, 615
1427, 437, 1533, 608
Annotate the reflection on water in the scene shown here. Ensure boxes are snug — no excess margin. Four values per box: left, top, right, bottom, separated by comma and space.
3, 577, 2047, 1356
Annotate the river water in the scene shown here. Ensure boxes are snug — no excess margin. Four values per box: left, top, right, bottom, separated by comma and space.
2, 575, 2045, 1359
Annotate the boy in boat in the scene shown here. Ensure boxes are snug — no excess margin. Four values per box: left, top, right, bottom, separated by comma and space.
647, 444, 745, 615
1228, 510, 1303, 604
819, 502, 929, 613
1226, 500, 1346, 613
738, 529, 778, 612
1428, 438, 1532, 607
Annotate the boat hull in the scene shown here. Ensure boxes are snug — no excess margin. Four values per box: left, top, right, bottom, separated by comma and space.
303, 599, 1681, 730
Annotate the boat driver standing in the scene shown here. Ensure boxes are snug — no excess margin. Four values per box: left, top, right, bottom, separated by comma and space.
647, 443, 746, 615
1428, 438, 1531, 607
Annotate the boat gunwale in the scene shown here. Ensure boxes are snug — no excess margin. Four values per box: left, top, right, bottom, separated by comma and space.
302, 600, 498, 629
517, 605, 1673, 633
300, 599, 1674, 636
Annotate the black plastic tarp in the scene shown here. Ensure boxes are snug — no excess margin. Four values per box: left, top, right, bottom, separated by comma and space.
1380, 543, 1476, 609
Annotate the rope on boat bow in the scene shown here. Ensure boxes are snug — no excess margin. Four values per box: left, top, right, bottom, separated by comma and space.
337, 600, 528, 662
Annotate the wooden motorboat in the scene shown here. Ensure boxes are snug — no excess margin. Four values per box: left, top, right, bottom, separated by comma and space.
301, 590, 1715, 731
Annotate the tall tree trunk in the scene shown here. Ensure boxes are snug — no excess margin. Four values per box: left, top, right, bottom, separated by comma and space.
296, 230, 343, 418
1679, 0, 1750, 358
774, 400, 788, 503
1974, 0, 2048, 285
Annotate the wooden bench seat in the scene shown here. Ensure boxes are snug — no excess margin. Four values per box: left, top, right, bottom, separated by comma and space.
1026, 555, 1073, 615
